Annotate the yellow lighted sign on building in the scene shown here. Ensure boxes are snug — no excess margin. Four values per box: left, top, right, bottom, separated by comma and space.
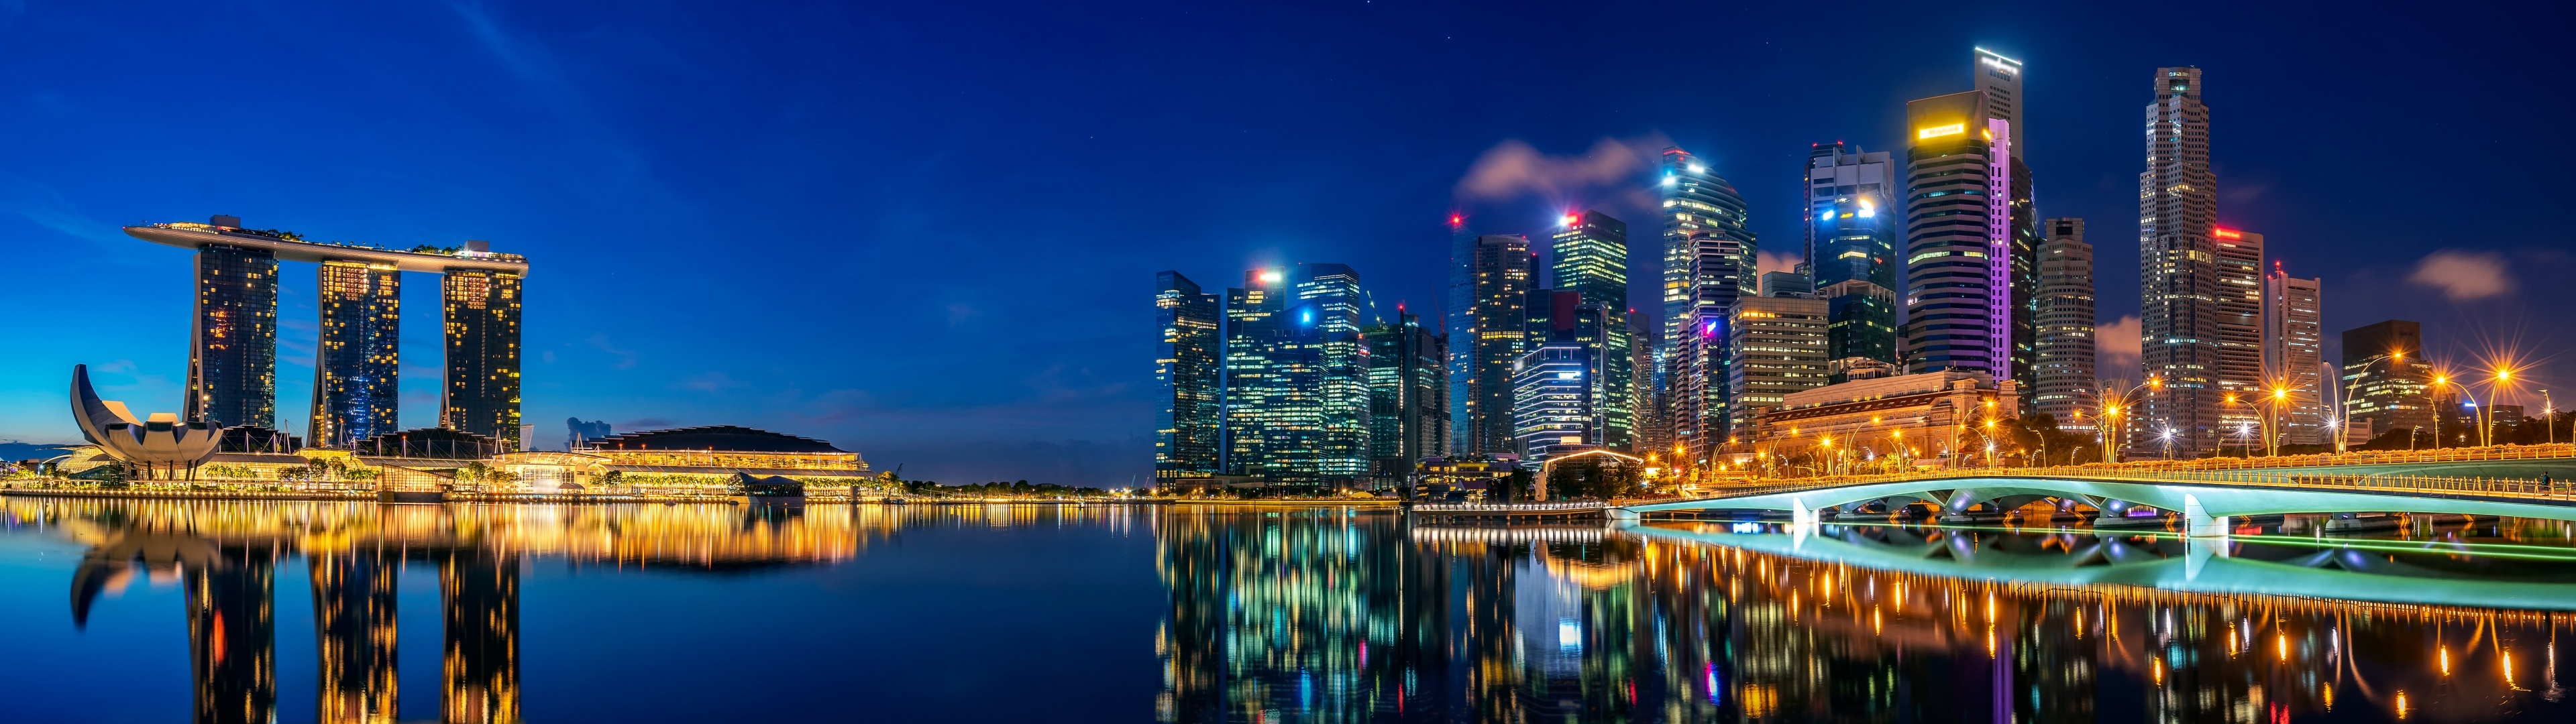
1917, 123, 1966, 139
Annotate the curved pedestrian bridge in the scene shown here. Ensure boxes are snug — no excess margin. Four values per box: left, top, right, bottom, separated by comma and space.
1617, 465, 2576, 536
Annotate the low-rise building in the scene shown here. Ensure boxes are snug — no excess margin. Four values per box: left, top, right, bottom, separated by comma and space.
1749, 371, 2021, 463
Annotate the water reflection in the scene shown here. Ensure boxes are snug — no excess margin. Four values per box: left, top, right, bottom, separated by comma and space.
1155, 509, 2576, 722
15, 498, 2575, 721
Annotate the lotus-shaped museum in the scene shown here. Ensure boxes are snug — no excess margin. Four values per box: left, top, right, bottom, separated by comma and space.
70, 364, 220, 478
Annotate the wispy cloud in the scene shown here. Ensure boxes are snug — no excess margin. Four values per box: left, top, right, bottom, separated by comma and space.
1455, 135, 1672, 209
676, 371, 747, 393
2407, 249, 2515, 301
587, 333, 638, 369
1756, 251, 1802, 279
2096, 315, 2142, 380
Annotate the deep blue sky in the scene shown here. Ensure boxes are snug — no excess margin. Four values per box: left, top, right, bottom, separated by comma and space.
4, 1, 2568, 485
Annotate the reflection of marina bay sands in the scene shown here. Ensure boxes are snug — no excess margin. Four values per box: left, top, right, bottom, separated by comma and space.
123, 217, 525, 449
30, 498, 924, 724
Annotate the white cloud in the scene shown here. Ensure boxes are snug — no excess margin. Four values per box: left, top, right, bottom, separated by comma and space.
2406, 249, 2515, 301
1454, 136, 1666, 203
2096, 315, 2142, 381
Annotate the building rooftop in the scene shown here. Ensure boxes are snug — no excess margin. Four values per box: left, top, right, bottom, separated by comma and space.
583, 425, 849, 454
124, 218, 530, 274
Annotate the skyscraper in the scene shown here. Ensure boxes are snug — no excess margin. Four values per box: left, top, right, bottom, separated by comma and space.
190, 237, 280, 428
441, 267, 523, 450
1974, 48, 2025, 158
1550, 209, 1634, 449
1155, 271, 1222, 479
311, 261, 401, 448
1454, 235, 1533, 456
1224, 263, 1371, 484
1803, 142, 1900, 377
1727, 295, 1831, 435
2139, 66, 2220, 455
1902, 90, 2031, 389
2034, 219, 2096, 430
1657, 147, 1757, 461
1515, 290, 1605, 462
2215, 229, 2265, 442
1976, 49, 2042, 398
2342, 320, 2430, 444
1366, 310, 1448, 487
2263, 264, 2326, 444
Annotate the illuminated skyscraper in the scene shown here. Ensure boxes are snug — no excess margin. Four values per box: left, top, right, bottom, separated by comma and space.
2215, 228, 2265, 438
1225, 263, 1371, 484
1803, 142, 1900, 378
1975, 48, 2025, 159
190, 233, 280, 428
2342, 320, 2430, 444
442, 266, 523, 450
1368, 310, 1448, 487
1454, 235, 1533, 456
2139, 66, 2220, 455
2034, 219, 2096, 430
1549, 209, 1634, 449
1727, 295, 1831, 435
1903, 90, 2032, 388
311, 261, 401, 448
1155, 271, 1222, 479
1657, 147, 1756, 461
1515, 290, 1605, 462
2264, 266, 2326, 444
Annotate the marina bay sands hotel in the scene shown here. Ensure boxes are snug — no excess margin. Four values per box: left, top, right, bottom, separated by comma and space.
124, 215, 526, 450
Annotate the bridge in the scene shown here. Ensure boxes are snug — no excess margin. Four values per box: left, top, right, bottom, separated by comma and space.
1615, 452, 2576, 536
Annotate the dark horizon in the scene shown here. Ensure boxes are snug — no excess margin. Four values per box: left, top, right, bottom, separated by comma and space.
5, 1, 2567, 485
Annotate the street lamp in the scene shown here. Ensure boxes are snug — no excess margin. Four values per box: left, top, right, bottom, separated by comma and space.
2337, 350, 2407, 454
2095, 377, 2163, 464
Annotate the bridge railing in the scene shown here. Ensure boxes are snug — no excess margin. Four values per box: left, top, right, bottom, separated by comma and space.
1675, 467, 2576, 505
1680, 443, 2576, 501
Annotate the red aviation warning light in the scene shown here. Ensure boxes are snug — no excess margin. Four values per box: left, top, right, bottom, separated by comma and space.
1448, 213, 1463, 228
1562, 213, 1580, 227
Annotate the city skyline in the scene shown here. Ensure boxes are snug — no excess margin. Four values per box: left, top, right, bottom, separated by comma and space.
6, 1, 2570, 485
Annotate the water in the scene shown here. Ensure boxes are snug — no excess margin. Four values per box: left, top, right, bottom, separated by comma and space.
5, 497, 2573, 722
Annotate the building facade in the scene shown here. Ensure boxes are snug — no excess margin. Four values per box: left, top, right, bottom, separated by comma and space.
1366, 311, 1448, 487
1658, 147, 1758, 463
1549, 210, 1634, 450
1155, 271, 1222, 479
1223, 264, 1371, 484
312, 260, 402, 448
442, 267, 524, 449
1902, 90, 2031, 389
2263, 264, 2326, 444
1803, 142, 1900, 377
2214, 228, 2266, 440
1727, 295, 1831, 436
1453, 235, 1533, 457
1749, 371, 2021, 465
2034, 218, 2096, 430
1517, 290, 1608, 461
2341, 320, 2430, 444
191, 237, 280, 428
2138, 66, 2221, 455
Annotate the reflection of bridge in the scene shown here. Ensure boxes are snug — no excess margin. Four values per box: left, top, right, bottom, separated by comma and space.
1620, 467, 2576, 536
1619, 521, 2576, 611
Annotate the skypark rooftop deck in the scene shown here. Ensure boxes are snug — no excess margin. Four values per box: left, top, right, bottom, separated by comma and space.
124, 221, 531, 274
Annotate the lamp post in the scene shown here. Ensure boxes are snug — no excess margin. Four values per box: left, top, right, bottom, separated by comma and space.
2544, 389, 2557, 445
2483, 367, 2516, 447
2095, 377, 2163, 465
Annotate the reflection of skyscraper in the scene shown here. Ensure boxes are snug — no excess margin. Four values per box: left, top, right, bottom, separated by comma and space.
441, 548, 520, 724
2139, 66, 2220, 455
189, 548, 276, 724
191, 239, 280, 428
1153, 510, 1402, 721
443, 267, 523, 450
313, 261, 402, 448
1155, 271, 1222, 479
312, 548, 398, 724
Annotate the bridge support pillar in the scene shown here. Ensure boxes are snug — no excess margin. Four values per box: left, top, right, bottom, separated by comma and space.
2180, 494, 2230, 538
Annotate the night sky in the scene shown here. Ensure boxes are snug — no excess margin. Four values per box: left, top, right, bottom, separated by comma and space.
4, 1, 2569, 485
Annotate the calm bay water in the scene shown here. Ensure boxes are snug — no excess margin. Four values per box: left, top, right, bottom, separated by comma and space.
3, 497, 2571, 723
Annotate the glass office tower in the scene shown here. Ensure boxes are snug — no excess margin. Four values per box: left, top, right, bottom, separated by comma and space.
442, 269, 523, 450
1155, 271, 1222, 479
2034, 219, 2096, 430
1803, 141, 1900, 377
1548, 209, 1633, 449
1366, 310, 1448, 488
2139, 66, 2220, 455
191, 243, 280, 428
1454, 235, 1533, 456
1658, 147, 1756, 461
312, 260, 402, 448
